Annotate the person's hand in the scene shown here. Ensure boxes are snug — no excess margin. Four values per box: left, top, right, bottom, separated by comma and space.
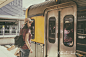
14, 53, 20, 56
30, 49, 33, 53
7, 45, 15, 51
7, 48, 11, 51
14, 48, 20, 56
69, 42, 73, 46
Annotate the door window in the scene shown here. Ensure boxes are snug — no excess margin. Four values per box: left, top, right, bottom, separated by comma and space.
48, 17, 56, 43
63, 15, 74, 47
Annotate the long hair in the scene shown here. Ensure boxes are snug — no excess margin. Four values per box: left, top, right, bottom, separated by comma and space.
22, 23, 28, 29
22, 23, 31, 29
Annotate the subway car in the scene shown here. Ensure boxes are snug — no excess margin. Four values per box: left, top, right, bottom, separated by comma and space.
25, 0, 86, 57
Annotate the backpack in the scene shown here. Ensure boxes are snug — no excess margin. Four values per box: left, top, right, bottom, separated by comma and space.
14, 29, 25, 48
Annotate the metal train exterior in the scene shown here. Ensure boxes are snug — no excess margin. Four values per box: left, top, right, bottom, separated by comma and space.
25, 0, 86, 57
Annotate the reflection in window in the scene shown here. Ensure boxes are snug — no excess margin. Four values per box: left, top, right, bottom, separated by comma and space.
31, 19, 35, 39
63, 15, 74, 47
49, 17, 56, 43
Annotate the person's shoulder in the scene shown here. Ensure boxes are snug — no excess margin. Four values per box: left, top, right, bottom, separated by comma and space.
27, 29, 31, 33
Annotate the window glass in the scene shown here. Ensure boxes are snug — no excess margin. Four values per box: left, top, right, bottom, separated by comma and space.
48, 17, 56, 43
63, 15, 74, 47
31, 19, 35, 39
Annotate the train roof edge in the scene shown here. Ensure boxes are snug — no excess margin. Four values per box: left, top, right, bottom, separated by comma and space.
27, 0, 86, 17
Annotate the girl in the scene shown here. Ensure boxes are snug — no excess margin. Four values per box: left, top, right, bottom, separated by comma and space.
20, 18, 33, 57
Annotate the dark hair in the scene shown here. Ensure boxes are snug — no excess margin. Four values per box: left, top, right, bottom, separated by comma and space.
22, 23, 31, 29
66, 26, 71, 30
22, 23, 28, 29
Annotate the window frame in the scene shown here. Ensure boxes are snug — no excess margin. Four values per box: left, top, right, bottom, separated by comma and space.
63, 15, 74, 47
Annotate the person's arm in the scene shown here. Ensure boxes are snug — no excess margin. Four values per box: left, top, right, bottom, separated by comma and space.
14, 48, 20, 56
69, 41, 73, 46
25, 33, 33, 53
7, 45, 15, 51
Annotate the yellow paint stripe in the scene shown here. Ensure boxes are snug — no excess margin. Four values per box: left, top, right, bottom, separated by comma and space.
25, 9, 28, 18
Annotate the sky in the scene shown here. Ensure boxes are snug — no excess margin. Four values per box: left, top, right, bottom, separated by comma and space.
23, 0, 45, 8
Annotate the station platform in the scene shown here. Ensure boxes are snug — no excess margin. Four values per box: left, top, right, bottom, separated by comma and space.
0, 42, 44, 57
0, 45, 17, 57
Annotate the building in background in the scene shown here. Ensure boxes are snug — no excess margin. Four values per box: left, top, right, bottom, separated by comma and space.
23, 8, 26, 15
0, 0, 25, 40
0, 0, 23, 16
0, 0, 13, 8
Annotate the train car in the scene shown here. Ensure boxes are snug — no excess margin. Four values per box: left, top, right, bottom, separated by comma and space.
25, 0, 86, 57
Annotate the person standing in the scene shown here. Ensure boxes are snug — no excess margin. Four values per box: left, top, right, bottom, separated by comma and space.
7, 18, 33, 57
20, 18, 33, 57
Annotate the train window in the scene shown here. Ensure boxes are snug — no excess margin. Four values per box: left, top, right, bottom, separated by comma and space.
31, 19, 35, 39
48, 17, 56, 43
63, 15, 74, 47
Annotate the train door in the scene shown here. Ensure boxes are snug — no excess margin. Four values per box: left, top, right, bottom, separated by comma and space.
60, 6, 77, 57
46, 10, 58, 57
45, 2, 77, 57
